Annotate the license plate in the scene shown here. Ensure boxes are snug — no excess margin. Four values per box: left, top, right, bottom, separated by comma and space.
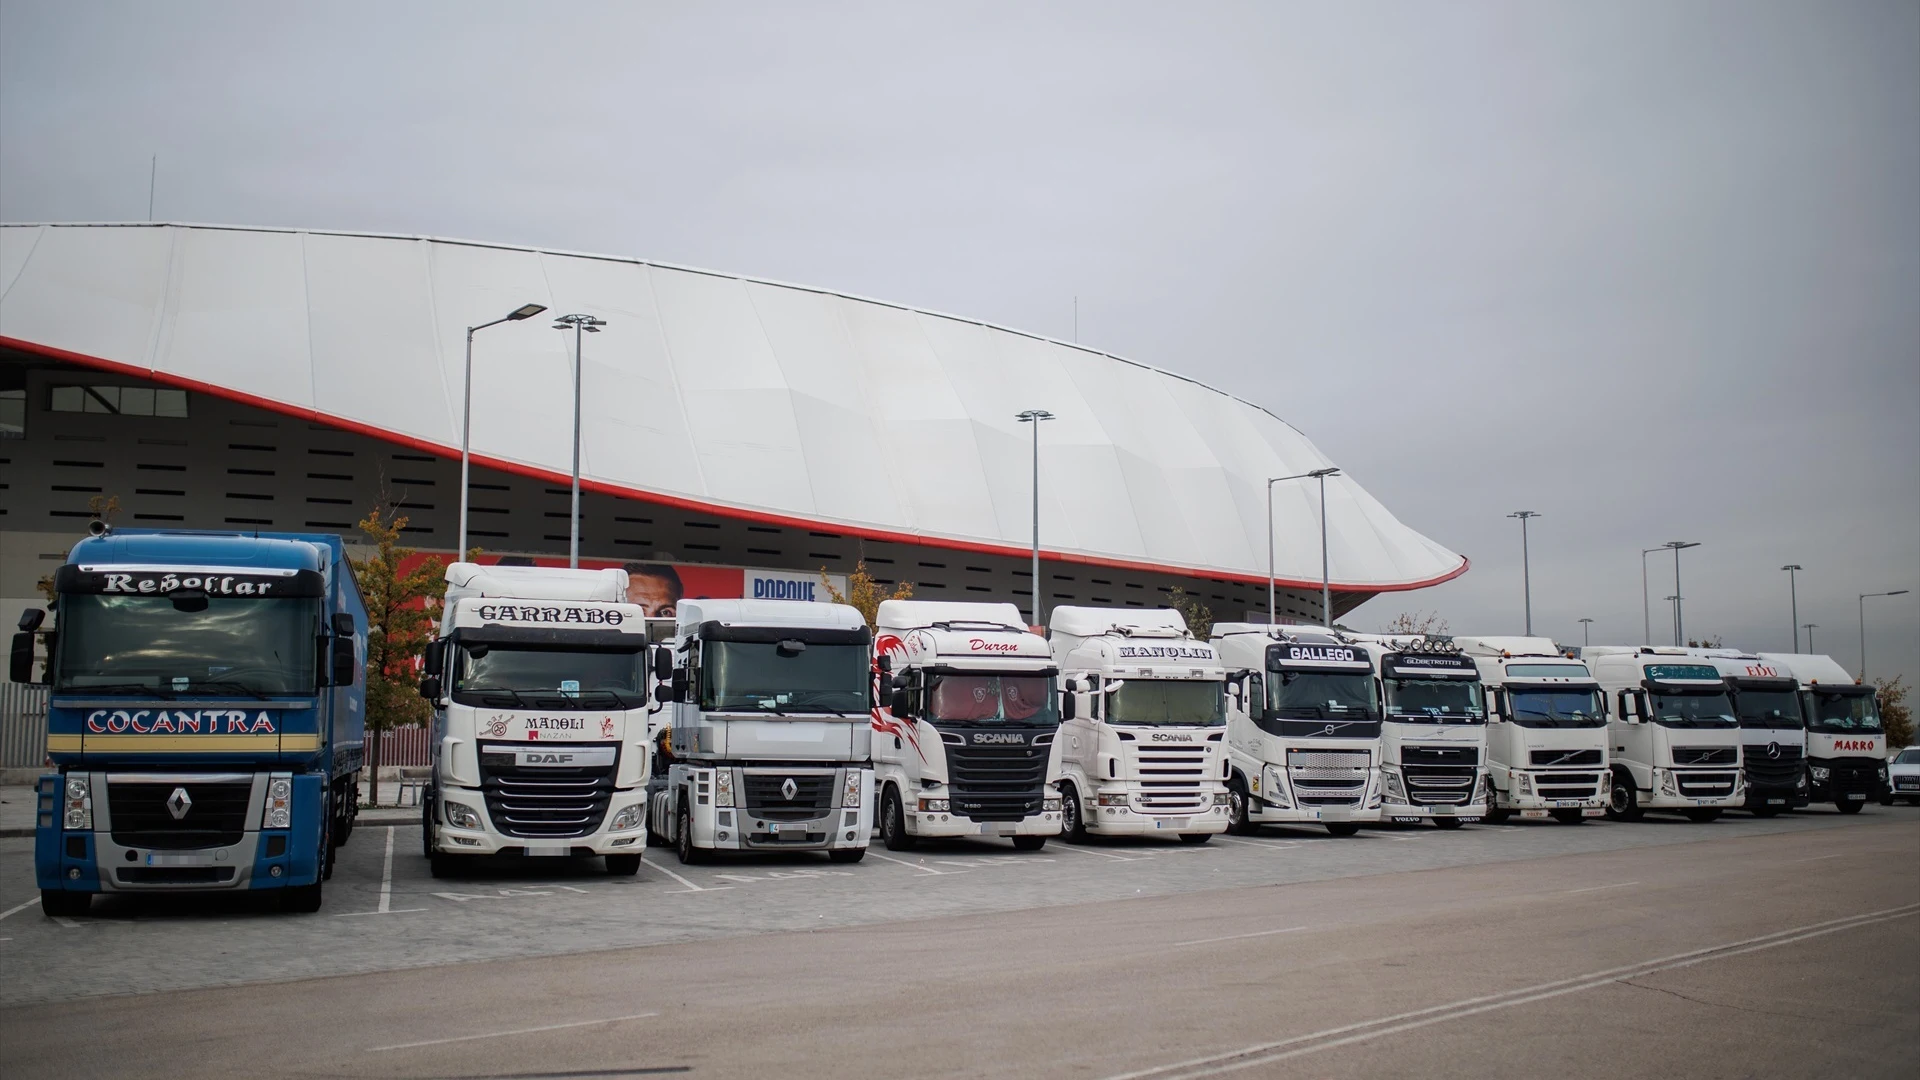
767, 822, 784, 833
1317, 807, 1350, 822
1521, 809, 1550, 819
1432, 806, 1454, 816
1153, 818, 1190, 830
1766, 798, 1786, 805
1582, 808, 1605, 817
525, 843, 569, 857
1553, 801, 1579, 808
146, 852, 214, 866
1846, 793, 1866, 800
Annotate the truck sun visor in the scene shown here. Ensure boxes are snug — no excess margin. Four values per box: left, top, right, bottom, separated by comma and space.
454, 626, 648, 650
54, 564, 325, 598
697, 621, 871, 646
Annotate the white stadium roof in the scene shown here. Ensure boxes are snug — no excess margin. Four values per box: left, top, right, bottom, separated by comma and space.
0, 222, 1465, 594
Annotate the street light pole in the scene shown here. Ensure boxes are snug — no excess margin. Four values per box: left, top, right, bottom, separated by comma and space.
1266, 468, 1341, 627
1509, 511, 1540, 635
1578, 617, 1593, 647
552, 313, 606, 568
1640, 547, 1662, 644
1781, 564, 1802, 652
1857, 589, 1910, 681
459, 303, 547, 560
1803, 623, 1817, 651
1015, 409, 1056, 626
1664, 541, 1701, 645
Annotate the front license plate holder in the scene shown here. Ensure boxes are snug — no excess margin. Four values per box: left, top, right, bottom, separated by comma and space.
146, 852, 214, 867
525, 843, 569, 857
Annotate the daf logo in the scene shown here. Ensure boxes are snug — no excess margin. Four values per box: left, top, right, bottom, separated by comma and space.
166, 787, 192, 820
973, 732, 1028, 745
1767, 742, 1781, 760
523, 753, 576, 765
781, 778, 798, 801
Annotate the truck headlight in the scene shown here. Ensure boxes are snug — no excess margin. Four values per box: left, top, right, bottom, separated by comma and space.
1516, 771, 1534, 795
1810, 765, 1830, 782
608, 803, 644, 832
262, 776, 292, 828
1657, 769, 1677, 796
1383, 768, 1407, 803
713, 769, 734, 808
1097, 791, 1130, 806
1262, 766, 1292, 808
444, 800, 482, 830
65, 807, 91, 831
63, 774, 92, 830
918, 798, 949, 813
65, 777, 88, 801
1043, 796, 1062, 812
842, 770, 863, 809
1213, 791, 1230, 806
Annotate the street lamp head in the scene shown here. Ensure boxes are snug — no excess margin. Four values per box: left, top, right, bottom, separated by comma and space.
1780, 564, 1802, 572
551, 313, 607, 331
1664, 540, 1701, 551
1307, 467, 1340, 479
1887, 590, 1911, 597
506, 303, 548, 321
1508, 510, 1539, 520
1579, 617, 1593, 623
1015, 409, 1056, 423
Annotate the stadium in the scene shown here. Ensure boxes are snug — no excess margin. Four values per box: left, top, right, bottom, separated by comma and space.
0, 222, 1466, 624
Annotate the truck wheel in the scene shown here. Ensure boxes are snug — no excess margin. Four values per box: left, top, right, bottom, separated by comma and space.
1835, 799, 1864, 815
428, 852, 466, 879
1325, 821, 1361, 838
1483, 805, 1511, 824
1178, 832, 1212, 844
40, 890, 89, 918
881, 787, 916, 852
1607, 772, 1643, 821
1011, 835, 1046, 852
828, 847, 867, 864
675, 803, 708, 864
1682, 808, 1721, 823
1878, 794, 1893, 806
1226, 776, 1257, 836
1059, 782, 1089, 843
281, 880, 323, 913
1548, 809, 1585, 825
1434, 816, 1465, 829
421, 790, 436, 858
605, 854, 642, 876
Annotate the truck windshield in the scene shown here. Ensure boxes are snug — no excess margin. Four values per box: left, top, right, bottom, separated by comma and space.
1269, 671, 1379, 721
1806, 690, 1882, 733
1732, 689, 1802, 730
703, 642, 867, 714
1107, 679, 1224, 727
1649, 691, 1738, 728
1505, 688, 1606, 728
928, 674, 1060, 726
1383, 678, 1485, 723
55, 593, 319, 695
455, 644, 647, 708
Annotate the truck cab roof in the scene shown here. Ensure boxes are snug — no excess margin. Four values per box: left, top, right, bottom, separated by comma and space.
676, 598, 867, 634
1755, 652, 1866, 690
1048, 606, 1221, 679
67, 529, 329, 573
876, 599, 1051, 669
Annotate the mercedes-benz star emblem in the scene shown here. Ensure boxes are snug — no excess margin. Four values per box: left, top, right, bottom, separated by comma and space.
166, 786, 192, 820
780, 777, 798, 801
1767, 742, 1781, 759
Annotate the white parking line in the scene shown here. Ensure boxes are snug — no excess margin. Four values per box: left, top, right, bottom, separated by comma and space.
1052, 844, 1148, 862
0, 897, 38, 922
1789, 853, 1846, 863
366, 1011, 659, 1052
639, 855, 733, 892
1170, 926, 1308, 948
334, 908, 427, 918
51, 917, 81, 929
1212, 836, 1298, 851
1560, 881, 1640, 895
865, 851, 961, 875
378, 826, 395, 914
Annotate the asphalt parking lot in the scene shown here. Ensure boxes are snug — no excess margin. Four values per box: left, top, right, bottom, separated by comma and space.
2, 803, 1916, 1009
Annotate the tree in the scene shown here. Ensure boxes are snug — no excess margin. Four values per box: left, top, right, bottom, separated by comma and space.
351, 505, 451, 806
821, 561, 913, 632
1877, 675, 1912, 749
1686, 636, 1724, 649
1384, 610, 1449, 637
1165, 586, 1214, 639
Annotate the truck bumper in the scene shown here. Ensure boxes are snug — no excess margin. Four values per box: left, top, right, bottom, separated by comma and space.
1249, 801, 1382, 825
433, 786, 648, 857
1382, 800, 1492, 822
1743, 784, 1809, 811
909, 810, 1062, 839
1085, 804, 1228, 836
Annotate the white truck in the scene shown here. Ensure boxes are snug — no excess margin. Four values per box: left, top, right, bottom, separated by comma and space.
1584, 646, 1745, 822
1349, 635, 1489, 829
419, 563, 654, 877
648, 599, 874, 863
1048, 606, 1230, 843
1687, 650, 1809, 816
1756, 652, 1889, 813
1456, 637, 1608, 824
871, 600, 1061, 851
1213, 625, 1382, 837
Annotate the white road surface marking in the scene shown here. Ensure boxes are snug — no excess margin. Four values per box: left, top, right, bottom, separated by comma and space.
1560, 881, 1641, 895
1169, 926, 1308, 948
865, 851, 961, 875
639, 855, 733, 892
366, 1011, 660, 1052
1051, 844, 1147, 862
0, 897, 38, 922
377, 826, 394, 914
333, 908, 426, 917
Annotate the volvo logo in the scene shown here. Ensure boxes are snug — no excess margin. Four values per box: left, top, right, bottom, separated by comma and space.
166, 787, 192, 820
1324, 724, 1337, 736
781, 778, 798, 801
1766, 742, 1781, 760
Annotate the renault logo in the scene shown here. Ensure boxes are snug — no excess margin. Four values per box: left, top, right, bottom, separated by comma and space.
166, 787, 192, 820
781, 778, 798, 801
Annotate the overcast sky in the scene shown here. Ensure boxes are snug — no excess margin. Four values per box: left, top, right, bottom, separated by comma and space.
3, 1, 1915, 686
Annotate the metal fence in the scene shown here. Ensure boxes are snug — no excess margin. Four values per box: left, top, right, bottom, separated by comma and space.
1, 683, 49, 769
372, 726, 430, 768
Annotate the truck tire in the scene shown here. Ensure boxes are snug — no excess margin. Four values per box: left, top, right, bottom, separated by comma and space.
1011, 835, 1047, 852
881, 787, 917, 852
605, 854, 642, 876
1434, 815, 1465, 829
421, 790, 436, 858
675, 803, 708, 864
428, 851, 467, 879
1606, 771, 1643, 821
1483, 805, 1511, 824
281, 880, 323, 913
828, 847, 867, 864
1059, 782, 1089, 843
1226, 776, 1257, 836
1178, 832, 1212, 844
1549, 809, 1585, 825
1835, 799, 1864, 815
1683, 808, 1722, 823
40, 890, 89, 918
1324, 821, 1361, 837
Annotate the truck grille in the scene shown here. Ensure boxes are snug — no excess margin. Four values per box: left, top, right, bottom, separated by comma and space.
1674, 769, 1738, 798
1287, 748, 1369, 807
108, 779, 252, 850
1400, 745, 1479, 767
1535, 772, 1602, 800
742, 772, 837, 822
1673, 746, 1739, 766
478, 751, 616, 839
1133, 744, 1213, 813
947, 743, 1050, 821
1823, 759, 1879, 797
1530, 748, 1602, 767
1741, 745, 1803, 789
1402, 765, 1477, 805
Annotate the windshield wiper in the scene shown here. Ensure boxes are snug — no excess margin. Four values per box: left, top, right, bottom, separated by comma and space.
55, 683, 178, 698
192, 679, 272, 700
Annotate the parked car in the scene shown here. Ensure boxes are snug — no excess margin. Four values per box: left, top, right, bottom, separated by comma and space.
1882, 747, 1920, 806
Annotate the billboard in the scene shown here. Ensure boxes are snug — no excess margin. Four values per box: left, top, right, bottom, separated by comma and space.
400, 552, 847, 620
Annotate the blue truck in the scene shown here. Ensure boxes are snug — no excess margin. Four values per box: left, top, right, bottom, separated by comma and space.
11, 526, 368, 915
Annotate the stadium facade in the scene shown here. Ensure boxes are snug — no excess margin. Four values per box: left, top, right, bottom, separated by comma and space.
0, 223, 1465, 623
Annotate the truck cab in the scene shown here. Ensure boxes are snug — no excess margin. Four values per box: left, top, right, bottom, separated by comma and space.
1349, 635, 1489, 828
871, 600, 1062, 851
1756, 652, 1889, 812
418, 563, 654, 877
1456, 636, 1608, 824
15, 527, 366, 915
649, 599, 874, 863
1048, 606, 1229, 844
1585, 647, 1745, 822
1213, 624, 1382, 838
1686, 650, 1809, 815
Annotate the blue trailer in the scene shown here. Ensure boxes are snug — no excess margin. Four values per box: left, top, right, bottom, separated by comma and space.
11, 527, 368, 915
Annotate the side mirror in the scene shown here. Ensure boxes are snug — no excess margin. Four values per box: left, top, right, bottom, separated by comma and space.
1488, 688, 1505, 721
669, 669, 687, 703
653, 646, 674, 683
891, 687, 910, 717
1061, 690, 1076, 722
10, 632, 35, 684
331, 637, 357, 686
422, 640, 447, 677
1248, 674, 1265, 721
876, 653, 892, 675
332, 612, 354, 636
419, 675, 442, 701
18, 608, 46, 633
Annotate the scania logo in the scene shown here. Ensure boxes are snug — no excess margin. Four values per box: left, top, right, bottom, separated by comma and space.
780, 778, 798, 800
166, 786, 192, 820
1150, 733, 1195, 742
973, 732, 1027, 745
